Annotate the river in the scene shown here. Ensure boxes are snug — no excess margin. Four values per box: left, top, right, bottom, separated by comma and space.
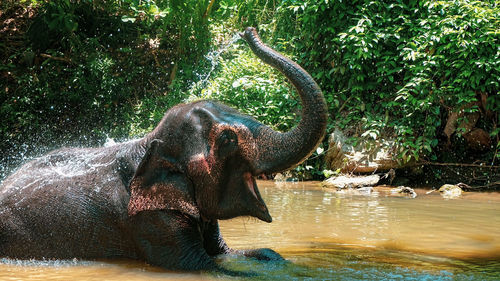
1, 180, 499, 280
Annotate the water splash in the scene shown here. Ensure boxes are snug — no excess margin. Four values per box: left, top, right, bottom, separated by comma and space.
104, 136, 117, 147
0, 142, 32, 184
0, 258, 93, 267
0, 32, 243, 184
187, 32, 242, 99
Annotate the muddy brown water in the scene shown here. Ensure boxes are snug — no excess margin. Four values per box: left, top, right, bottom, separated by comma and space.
1, 180, 499, 280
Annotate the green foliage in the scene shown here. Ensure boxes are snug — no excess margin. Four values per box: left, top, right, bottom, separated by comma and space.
1, 0, 499, 180
0, 0, 216, 179
1, 0, 216, 140
119, 0, 214, 62
222, 0, 499, 165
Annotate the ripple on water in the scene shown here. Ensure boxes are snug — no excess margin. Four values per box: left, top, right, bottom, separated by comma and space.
1, 181, 499, 280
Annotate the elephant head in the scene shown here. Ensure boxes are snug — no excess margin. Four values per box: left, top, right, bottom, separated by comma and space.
128, 27, 327, 223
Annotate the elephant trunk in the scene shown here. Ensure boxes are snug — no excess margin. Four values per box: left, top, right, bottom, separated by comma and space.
241, 27, 328, 174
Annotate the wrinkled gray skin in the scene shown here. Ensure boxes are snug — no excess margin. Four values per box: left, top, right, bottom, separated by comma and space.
0, 28, 327, 273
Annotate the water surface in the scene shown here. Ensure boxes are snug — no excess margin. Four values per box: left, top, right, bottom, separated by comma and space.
1, 181, 499, 280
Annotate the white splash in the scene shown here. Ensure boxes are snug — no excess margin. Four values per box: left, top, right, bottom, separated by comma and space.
187, 32, 242, 101
104, 137, 117, 147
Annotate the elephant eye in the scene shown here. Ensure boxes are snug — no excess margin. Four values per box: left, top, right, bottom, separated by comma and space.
217, 130, 238, 157
219, 130, 237, 146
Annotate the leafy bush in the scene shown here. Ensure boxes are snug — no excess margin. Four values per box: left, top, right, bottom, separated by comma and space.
227, 0, 499, 165
0, 0, 217, 179
1, 0, 498, 181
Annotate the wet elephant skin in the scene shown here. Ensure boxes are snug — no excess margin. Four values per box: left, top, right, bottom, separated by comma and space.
0, 28, 327, 273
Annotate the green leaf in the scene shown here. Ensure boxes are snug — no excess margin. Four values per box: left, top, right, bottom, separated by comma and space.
121, 16, 136, 23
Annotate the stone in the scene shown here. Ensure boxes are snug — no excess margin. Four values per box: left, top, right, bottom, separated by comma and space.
274, 171, 297, 182
390, 186, 417, 198
439, 184, 463, 199
322, 174, 380, 190
324, 129, 403, 174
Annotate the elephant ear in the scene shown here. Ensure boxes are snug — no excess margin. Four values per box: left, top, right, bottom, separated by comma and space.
128, 139, 199, 219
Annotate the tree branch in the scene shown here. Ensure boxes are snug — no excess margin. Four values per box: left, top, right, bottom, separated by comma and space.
40, 53, 72, 64
420, 161, 500, 169
203, 0, 216, 19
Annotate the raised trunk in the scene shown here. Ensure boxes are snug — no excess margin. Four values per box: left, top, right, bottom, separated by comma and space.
241, 27, 328, 174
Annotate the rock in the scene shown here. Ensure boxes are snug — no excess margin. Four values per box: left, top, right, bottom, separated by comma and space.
322, 174, 380, 189
324, 129, 403, 174
324, 129, 350, 170
274, 172, 298, 187
274, 171, 293, 182
439, 184, 463, 199
390, 186, 417, 198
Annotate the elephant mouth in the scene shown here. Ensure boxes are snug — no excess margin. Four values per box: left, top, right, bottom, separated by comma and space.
243, 172, 272, 223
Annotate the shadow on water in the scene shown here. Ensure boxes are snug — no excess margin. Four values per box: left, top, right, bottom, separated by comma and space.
1, 180, 499, 280
217, 245, 499, 280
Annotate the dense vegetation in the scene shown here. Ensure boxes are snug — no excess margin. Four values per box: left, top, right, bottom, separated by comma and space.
1, 0, 498, 185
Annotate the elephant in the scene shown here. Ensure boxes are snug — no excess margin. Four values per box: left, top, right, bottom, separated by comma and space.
0, 27, 327, 273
